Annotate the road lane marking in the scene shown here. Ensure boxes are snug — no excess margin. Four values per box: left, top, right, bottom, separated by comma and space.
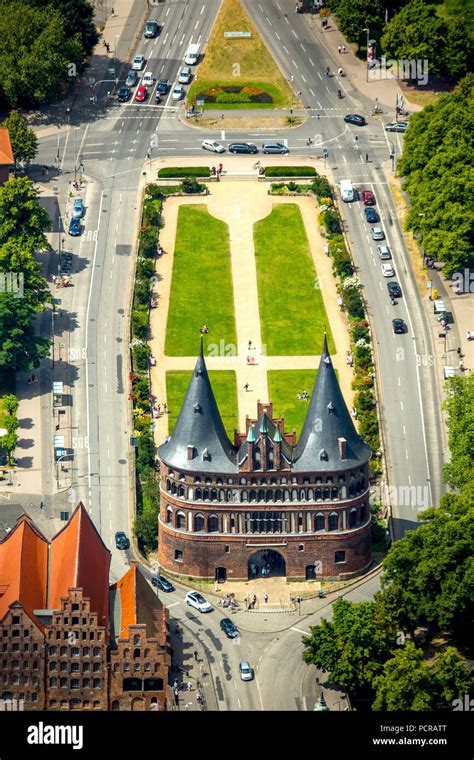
291, 627, 310, 635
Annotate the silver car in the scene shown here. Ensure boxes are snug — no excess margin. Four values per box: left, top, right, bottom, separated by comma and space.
239, 661, 253, 681
125, 70, 138, 87
371, 226, 385, 241
132, 54, 145, 71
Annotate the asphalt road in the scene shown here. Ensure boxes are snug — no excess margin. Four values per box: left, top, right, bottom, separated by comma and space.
31, 0, 446, 707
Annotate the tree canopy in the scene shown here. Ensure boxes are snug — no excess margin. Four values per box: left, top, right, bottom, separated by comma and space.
0, 177, 51, 250
442, 375, 474, 489
397, 74, 474, 276
0, 294, 50, 371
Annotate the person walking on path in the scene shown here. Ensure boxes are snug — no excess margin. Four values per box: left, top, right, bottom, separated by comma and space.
264, 593, 269, 604
194, 650, 199, 661
244, 383, 249, 392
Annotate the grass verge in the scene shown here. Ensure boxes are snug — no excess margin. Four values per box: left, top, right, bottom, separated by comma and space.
254, 204, 335, 355
166, 370, 238, 440
268, 370, 318, 437
165, 205, 237, 356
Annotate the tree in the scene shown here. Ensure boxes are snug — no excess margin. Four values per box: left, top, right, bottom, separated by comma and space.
1, 393, 19, 416
302, 599, 398, 698
0, 429, 18, 464
373, 642, 434, 710
433, 647, 474, 706
0, 293, 50, 371
0, 177, 51, 250
0, 238, 50, 309
442, 375, 474, 489
1, 112, 38, 172
0, 2, 83, 106
24, 0, 98, 56
335, 0, 384, 45
136, 429, 155, 475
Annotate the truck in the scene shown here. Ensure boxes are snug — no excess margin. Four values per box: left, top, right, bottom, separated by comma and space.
184, 43, 200, 66
339, 179, 354, 202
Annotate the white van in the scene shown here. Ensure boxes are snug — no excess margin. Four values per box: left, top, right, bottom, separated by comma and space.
340, 179, 354, 202
184, 43, 200, 65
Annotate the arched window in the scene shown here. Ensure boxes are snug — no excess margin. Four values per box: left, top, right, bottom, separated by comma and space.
133, 635, 140, 646
250, 490, 257, 502
171, 483, 177, 495
254, 447, 261, 469
307, 488, 314, 500
300, 490, 306, 501
268, 448, 274, 467
328, 513, 338, 531
176, 512, 185, 530
203, 488, 210, 501
315, 488, 322, 500
331, 487, 339, 499
240, 477, 247, 485
281, 477, 287, 485
283, 489, 290, 501
210, 488, 217, 501
226, 490, 233, 501
187, 487, 194, 500
360, 504, 366, 522
315, 513, 325, 531
340, 485, 347, 499
166, 480, 171, 492
205, 478, 212, 485
349, 485, 355, 497
194, 514, 205, 532
266, 489, 274, 502
177, 485, 184, 498
291, 488, 298, 501
258, 489, 265, 502
275, 489, 282, 501
323, 487, 330, 500
166, 507, 173, 524
208, 515, 218, 532
349, 509, 357, 528
297, 512, 303, 530
196, 488, 202, 500
216, 478, 223, 486
241, 490, 248, 502
218, 489, 225, 501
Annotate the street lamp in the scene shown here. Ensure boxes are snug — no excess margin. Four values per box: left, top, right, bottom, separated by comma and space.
388, 140, 396, 173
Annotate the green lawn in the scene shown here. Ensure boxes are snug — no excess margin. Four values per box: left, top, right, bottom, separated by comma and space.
166, 370, 238, 440
268, 370, 318, 438
254, 204, 335, 355
165, 206, 237, 356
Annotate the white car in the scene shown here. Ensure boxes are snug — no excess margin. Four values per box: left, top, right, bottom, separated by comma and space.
202, 140, 225, 154
178, 66, 192, 84
239, 661, 253, 681
185, 591, 213, 613
142, 71, 155, 87
381, 263, 395, 277
172, 84, 184, 100
132, 54, 145, 71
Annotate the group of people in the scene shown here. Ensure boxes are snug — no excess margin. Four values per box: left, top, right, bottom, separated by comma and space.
297, 389, 310, 401
466, 331, 474, 341
337, 45, 347, 54
52, 274, 71, 288
211, 164, 223, 176
346, 350, 353, 367
152, 402, 167, 418
200, 324, 209, 334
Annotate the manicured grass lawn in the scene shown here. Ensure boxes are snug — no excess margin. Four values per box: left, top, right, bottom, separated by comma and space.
268, 371, 318, 438
165, 206, 237, 356
166, 371, 238, 440
189, 0, 294, 109
254, 204, 335, 355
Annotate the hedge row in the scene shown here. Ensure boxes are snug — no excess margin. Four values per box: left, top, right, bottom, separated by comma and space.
158, 167, 210, 178
264, 166, 317, 177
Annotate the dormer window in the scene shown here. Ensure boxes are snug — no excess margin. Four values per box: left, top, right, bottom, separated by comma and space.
193, 403, 202, 413
202, 448, 211, 461
327, 401, 335, 412
319, 449, 328, 461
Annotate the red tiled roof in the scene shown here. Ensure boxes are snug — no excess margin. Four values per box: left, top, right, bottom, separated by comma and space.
0, 515, 48, 623
110, 563, 137, 639
49, 503, 111, 632
0, 127, 14, 166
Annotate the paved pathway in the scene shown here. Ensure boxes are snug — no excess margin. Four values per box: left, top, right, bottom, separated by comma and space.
148, 170, 356, 446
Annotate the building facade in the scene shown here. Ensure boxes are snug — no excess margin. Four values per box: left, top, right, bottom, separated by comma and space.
157, 339, 373, 581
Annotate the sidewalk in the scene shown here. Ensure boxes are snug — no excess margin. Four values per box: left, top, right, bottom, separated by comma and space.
169, 620, 218, 711
307, 14, 423, 114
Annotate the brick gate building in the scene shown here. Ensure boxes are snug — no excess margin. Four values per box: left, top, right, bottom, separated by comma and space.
157, 339, 373, 581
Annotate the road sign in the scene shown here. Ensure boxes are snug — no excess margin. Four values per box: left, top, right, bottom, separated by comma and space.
224, 31, 251, 38
196, 99, 204, 106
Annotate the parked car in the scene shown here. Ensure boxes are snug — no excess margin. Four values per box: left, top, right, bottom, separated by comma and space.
151, 575, 175, 592
381, 263, 395, 277
377, 245, 391, 260
385, 121, 408, 133
142, 71, 155, 87
144, 19, 159, 38
156, 79, 169, 95
115, 531, 129, 550
262, 142, 289, 154
371, 226, 385, 240
220, 618, 239, 639
134, 86, 148, 102
239, 661, 253, 681
202, 139, 225, 153
178, 66, 192, 84
361, 189, 376, 206
364, 207, 379, 223
186, 591, 213, 613
387, 281, 402, 298
344, 114, 366, 126
125, 70, 138, 87
118, 85, 131, 102
392, 318, 406, 334
68, 217, 81, 236
131, 54, 145, 71
71, 198, 84, 219
228, 142, 258, 154
172, 84, 184, 100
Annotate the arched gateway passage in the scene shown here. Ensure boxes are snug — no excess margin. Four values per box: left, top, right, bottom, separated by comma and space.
248, 550, 286, 579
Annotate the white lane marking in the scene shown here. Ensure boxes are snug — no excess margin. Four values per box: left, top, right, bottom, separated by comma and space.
165, 601, 181, 608
317, 100, 322, 109
265, 15, 272, 26
301, 74, 306, 83
292, 59, 298, 69
291, 627, 310, 635
292, 29, 297, 38
309, 88, 315, 97
400, 400, 404, 410
200, 5, 205, 14
309, 58, 315, 66
300, 44, 306, 52
317, 72, 322, 80
283, 45, 289, 54
275, 32, 280, 40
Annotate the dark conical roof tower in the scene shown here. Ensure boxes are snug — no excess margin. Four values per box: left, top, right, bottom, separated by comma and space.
293, 336, 371, 471
158, 342, 237, 473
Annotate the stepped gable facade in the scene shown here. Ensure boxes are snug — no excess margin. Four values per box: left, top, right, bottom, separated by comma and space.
157, 338, 373, 581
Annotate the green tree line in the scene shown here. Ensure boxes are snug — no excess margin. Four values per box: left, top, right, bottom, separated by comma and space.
302, 374, 474, 710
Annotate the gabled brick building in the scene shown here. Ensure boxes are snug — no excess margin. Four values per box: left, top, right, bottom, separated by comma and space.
157, 338, 372, 581
0, 505, 169, 711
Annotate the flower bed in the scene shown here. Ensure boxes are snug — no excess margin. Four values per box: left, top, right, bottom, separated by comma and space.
196, 84, 273, 103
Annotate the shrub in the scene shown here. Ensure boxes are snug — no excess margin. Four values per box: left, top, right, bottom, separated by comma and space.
343, 288, 365, 320
181, 177, 206, 194
136, 429, 155, 475
355, 388, 376, 413
287, 181, 298, 191
157, 167, 210, 178
311, 176, 332, 199
215, 92, 252, 103
131, 306, 149, 340
350, 319, 370, 343
134, 278, 151, 305
264, 166, 317, 177
139, 228, 158, 259
322, 208, 342, 234
132, 342, 151, 372
136, 257, 155, 280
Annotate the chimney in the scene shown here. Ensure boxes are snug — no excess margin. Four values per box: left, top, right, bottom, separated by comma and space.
338, 437, 347, 459
187, 445, 194, 460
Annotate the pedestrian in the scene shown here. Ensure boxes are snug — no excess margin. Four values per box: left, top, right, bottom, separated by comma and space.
456, 347, 461, 356
194, 650, 198, 661
40, 501, 44, 510
459, 359, 464, 371
466, 331, 471, 341
27, 377, 31, 384
365, 153, 369, 162
187, 681, 193, 691
264, 593, 269, 604
338, 45, 341, 54
342, 45, 346, 53
163, 403, 167, 413
337, 296, 343, 310
218, 162, 223, 174
31, 373, 36, 382
174, 688, 179, 705
244, 383, 249, 392
106, 42, 110, 53
248, 339, 252, 350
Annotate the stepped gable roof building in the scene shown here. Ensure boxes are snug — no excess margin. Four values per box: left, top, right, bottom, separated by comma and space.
158, 339, 238, 473
293, 335, 372, 472
157, 339, 373, 581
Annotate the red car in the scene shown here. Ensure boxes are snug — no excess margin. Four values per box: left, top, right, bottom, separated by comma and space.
134, 86, 148, 102
361, 190, 376, 206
